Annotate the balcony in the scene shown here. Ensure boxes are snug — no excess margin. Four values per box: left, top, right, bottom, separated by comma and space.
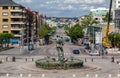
11, 16, 26, 18
11, 28, 22, 31
14, 34, 21, 37
11, 22, 25, 24
10, 9, 23, 12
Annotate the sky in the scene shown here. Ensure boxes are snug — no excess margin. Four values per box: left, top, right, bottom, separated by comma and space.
14, 0, 110, 17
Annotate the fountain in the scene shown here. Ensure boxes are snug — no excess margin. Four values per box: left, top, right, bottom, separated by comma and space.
35, 35, 83, 69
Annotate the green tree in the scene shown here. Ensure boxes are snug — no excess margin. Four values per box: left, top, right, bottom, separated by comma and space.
3, 33, 14, 48
0, 33, 4, 48
80, 13, 98, 37
0, 33, 14, 48
65, 24, 84, 43
39, 24, 56, 44
80, 13, 98, 28
102, 12, 112, 22
108, 33, 120, 48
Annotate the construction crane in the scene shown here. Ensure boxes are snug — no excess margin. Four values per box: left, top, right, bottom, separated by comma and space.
103, 0, 112, 47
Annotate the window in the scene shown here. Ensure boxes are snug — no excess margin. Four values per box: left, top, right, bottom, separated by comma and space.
3, 31, 8, 33
2, 6, 8, 10
3, 19, 8, 22
13, 6, 19, 10
2, 25, 8, 28
2, 12, 8, 16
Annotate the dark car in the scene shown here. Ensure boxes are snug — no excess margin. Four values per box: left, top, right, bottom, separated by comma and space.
73, 49, 80, 54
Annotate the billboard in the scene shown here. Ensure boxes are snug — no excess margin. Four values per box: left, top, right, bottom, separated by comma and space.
95, 32, 102, 44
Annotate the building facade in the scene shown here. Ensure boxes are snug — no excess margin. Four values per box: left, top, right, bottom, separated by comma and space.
0, 0, 26, 42
0, 0, 41, 45
113, 0, 120, 33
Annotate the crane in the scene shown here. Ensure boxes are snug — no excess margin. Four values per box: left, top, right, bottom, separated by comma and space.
103, 0, 112, 47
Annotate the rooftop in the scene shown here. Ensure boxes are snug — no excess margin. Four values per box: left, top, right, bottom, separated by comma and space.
0, 0, 22, 6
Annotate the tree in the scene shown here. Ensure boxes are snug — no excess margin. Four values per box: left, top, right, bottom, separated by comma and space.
4, 33, 14, 47
0, 33, 14, 48
80, 13, 98, 28
102, 12, 112, 22
80, 13, 98, 37
39, 24, 56, 44
108, 33, 120, 48
65, 23, 84, 43
0, 33, 4, 48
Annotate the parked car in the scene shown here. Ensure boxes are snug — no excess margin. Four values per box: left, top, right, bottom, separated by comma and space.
73, 49, 81, 54
89, 50, 100, 56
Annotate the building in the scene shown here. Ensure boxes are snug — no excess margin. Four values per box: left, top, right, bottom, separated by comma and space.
0, 0, 26, 42
113, 0, 120, 33
90, 8, 109, 23
0, 0, 41, 45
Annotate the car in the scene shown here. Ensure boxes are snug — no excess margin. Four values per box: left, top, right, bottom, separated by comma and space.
89, 50, 100, 56
73, 49, 80, 54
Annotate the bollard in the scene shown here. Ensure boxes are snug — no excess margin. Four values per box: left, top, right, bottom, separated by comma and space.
25, 58, 27, 62
118, 74, 120, 78
32, 58, 34, 62
6, 73, 9, 77
42, 74, 45, 77
91, 58, 93, 62
20, 73, 23, 77
73, 74, 76, 78
85, 58, 87, 62
6, 57, 8, 62
86, 74, 89, 78
12, 56, 15, 62
109, 74, 112, 78
95, 74, 98, 78
111, 56, 114, 62
28, 74, 32, 77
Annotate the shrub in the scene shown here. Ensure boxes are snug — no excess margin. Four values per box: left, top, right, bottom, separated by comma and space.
35, 59, 83, 69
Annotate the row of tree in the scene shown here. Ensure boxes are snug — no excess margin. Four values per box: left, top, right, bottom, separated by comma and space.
64, 13, 98, 44
39, 24, 57, 44
0, 33, 14, 48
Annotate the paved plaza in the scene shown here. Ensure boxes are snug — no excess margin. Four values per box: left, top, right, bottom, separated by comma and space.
0, 42, 119, 78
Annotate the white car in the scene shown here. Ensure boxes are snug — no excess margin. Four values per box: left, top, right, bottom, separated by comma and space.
89, 50, 100, 56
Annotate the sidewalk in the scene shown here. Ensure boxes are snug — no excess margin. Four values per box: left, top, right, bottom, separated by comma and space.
106, 48, 120, 54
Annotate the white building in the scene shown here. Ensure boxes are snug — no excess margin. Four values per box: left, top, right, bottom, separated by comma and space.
90, 8, 109, 23
113, 0, 120, 33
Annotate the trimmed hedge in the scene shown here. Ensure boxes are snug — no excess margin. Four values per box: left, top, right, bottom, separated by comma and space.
35, 59, 83, 69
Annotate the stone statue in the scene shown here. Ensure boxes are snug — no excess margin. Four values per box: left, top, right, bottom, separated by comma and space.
56, 35, 64, 63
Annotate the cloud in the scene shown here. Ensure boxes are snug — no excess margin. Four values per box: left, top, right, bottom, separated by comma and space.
20, 0, 32, 3
46, 1, 60, 4
60, 5, 76, 10
13, 0, 109, 17
64, 0, 104, 4
85, 0, 105, 4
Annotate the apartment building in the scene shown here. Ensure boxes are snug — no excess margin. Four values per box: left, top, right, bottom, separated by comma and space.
0, 0, 26, 42
113, 0, 120, 33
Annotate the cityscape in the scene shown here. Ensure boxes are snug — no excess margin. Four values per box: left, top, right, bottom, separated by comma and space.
0, 0, 120, 78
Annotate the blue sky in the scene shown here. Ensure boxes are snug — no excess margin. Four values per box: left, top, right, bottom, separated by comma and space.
14, 0, 110, 17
